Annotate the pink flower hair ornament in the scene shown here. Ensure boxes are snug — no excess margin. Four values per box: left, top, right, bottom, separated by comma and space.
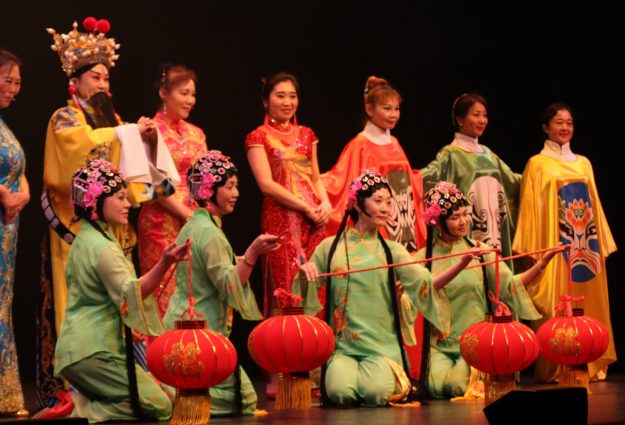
423, 180, 468, 225
187, 150, 237, 204
347, 180, 362, 209
346, 170, 388, 210
71, 159, 125, 221
422, 203, 443, 226
195, 173, 216, 201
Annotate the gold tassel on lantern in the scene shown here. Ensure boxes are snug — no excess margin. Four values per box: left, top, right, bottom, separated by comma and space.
170, 389, 211, 425
559, 365, 591, 394
276, 372, 312, 409
484, 374, 517, 405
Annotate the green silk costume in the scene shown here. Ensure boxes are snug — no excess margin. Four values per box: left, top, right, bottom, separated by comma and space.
420, 143, 521, 263
164, 208, 262, 416
414, 237, 540, 398
293, 227, 450, 406
56, 219, 171, 422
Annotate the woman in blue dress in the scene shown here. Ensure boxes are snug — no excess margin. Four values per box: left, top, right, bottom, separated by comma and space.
0, 48, 30, 417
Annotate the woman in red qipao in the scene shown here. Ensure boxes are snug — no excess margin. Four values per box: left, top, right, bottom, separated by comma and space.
138, 64, 207, 315
245, 72, 331, 316
321, 76, 427, 387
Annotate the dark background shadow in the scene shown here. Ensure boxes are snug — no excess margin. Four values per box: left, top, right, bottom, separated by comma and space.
1, 1, 622, 386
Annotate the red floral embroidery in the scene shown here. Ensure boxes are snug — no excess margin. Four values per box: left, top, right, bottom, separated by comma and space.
120, 300, 128, 317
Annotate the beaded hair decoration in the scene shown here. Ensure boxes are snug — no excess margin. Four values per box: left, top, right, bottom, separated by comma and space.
47, 17, 120, 77
187, 150, 237, 202
347, 170, 389, 209
72, 158, 124, 220
422, 181, 468, 226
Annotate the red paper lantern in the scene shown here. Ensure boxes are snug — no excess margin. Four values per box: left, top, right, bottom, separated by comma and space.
536, 308, 609, 366
247, 307, 335, 373
459, 314, 540, 375
147, 320, 237, 389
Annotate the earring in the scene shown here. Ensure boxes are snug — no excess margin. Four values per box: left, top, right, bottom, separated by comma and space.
163, 103, 167, 116
437, 229, 444, 238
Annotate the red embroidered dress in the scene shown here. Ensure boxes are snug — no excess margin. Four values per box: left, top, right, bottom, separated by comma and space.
138, 111, 207, 315
245, 118, 326, 315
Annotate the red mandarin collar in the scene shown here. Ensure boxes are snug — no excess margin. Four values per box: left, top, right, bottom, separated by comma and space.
262, 114, 301, 145
155, 111, 184, 134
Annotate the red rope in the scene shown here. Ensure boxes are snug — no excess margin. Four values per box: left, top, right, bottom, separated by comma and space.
156, 240, 202, 320
314, 245, 567, 279
157, 264, 177, 302
465, 245, 568, 269
181, 242, 203, 321
315, 248, 498, 278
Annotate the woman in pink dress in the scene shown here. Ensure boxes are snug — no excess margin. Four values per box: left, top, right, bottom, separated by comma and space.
245, 72, 331, 316
138, 63, 207, 315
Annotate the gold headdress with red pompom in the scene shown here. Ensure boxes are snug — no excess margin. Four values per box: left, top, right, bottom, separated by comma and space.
47, 17, 120, 77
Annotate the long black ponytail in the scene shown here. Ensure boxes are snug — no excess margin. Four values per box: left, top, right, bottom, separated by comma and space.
413, 226, 436, 400
320, 209, 350, 406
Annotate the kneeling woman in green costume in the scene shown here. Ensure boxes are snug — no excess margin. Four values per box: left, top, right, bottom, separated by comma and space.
414, 181, 557, 399
55, 159, 189, 422
296, 171, 483, 407
164, 150, 281, 415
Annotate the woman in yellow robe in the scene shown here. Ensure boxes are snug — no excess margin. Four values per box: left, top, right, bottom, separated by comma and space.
38, 19, 161, 407
513, 102, 617, 382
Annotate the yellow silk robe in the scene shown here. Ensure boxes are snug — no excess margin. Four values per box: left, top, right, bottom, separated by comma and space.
43, 103, 136, 333
513, 153, 617, 380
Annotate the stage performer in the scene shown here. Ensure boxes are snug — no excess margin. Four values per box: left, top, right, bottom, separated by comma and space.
420, 93, 520, 264
38, 17, 178, 408
321, 75, 427, 383
55, 159, 189, 422
295, 171, 482, 407
322, 75, 425, 251
415, 181, 554, 398
245, 72, 330, 316
0, 48, 30, 418
513, 102, 617, 382
138, 63, 207, 316
164, 151, 280, 415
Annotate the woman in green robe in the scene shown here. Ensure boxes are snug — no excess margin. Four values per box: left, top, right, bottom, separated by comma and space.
420, 93, 521, 264
55, 159, 189, 422
164, 150, 281, 415
295, 171, 483, 407
414, 181, 557, 399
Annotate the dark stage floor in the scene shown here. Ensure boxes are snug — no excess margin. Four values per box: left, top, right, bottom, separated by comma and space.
4, 374, 625, 425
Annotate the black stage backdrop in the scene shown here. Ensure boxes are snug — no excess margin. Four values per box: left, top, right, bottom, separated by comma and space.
1, 1, 622, 384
